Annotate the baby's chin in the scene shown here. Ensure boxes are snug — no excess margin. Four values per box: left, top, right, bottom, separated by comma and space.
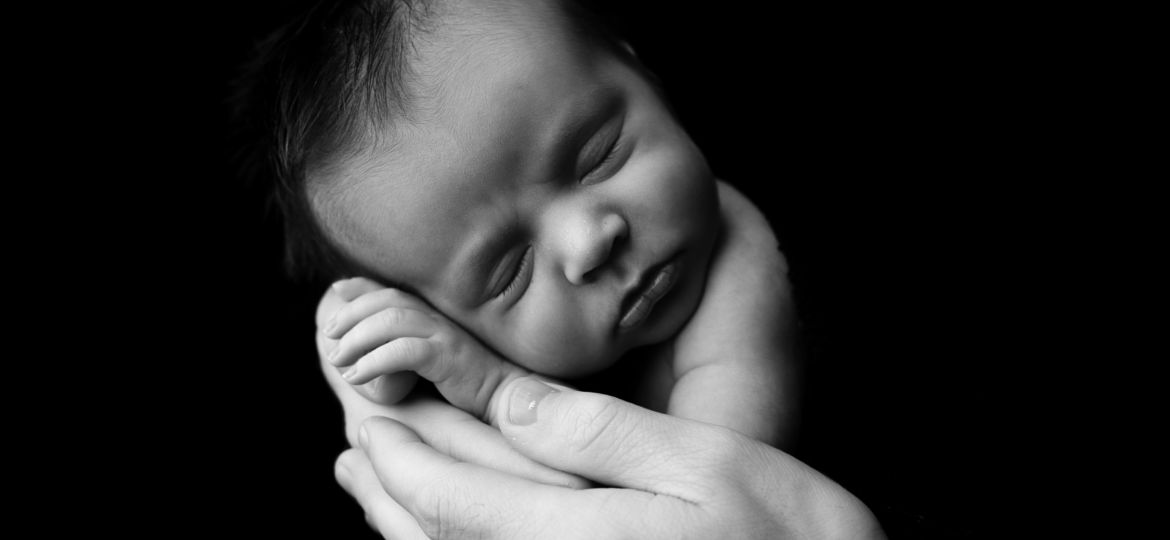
507, 238, 715, 380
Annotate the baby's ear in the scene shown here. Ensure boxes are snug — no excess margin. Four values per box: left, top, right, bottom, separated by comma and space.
619, 39, 637, 58
618, 40, 666, 90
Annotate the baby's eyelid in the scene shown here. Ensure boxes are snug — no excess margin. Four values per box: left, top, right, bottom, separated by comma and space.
496, 244, 534, 300
581, 131, 624, 185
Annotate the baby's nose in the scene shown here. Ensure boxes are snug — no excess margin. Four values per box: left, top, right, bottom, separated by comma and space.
562, 212, 628, 285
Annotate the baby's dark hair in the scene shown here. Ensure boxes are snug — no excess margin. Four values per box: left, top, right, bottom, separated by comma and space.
232, 0, 627, 284
231, 0, 440, 283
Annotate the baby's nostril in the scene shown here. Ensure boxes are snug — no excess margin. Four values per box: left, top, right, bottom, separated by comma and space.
567, 212, 629, 285
581, 233, 624, 284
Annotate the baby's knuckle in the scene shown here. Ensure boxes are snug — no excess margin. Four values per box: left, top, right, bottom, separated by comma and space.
314, 333, 332, 355
362, 287, 397, 306
332, 458, 349, 489
395, 337, 432, 362
331, 341, 350, 362
430, 328, 464, 355
376, 307, 408, 328
382, 287, 416, 305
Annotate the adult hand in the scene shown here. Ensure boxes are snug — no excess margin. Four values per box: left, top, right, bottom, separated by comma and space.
317, 284, 587, 492
336, 376, 886, 539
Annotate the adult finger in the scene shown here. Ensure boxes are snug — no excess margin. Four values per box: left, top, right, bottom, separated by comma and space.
359, 417, 579, 540
397, 395, 590, 489
335, 449, 429, 540
321, 356, 585, 489
495, 376, 730, 502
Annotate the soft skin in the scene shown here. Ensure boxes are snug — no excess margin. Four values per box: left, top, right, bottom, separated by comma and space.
332, 378, 885, 540
312, 0, 719, 378
316, 183, 808, 534
321, 181, 797, 446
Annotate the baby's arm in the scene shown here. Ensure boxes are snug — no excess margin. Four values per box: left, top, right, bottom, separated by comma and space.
319, 278, 536, 423
665, 181, 800, 448
315, 283, 588, 488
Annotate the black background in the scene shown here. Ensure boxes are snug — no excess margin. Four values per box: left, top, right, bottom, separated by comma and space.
48, 1, 1095, 537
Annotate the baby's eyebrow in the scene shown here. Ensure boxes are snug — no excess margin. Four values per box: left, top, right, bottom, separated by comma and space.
550, 91, 624, 164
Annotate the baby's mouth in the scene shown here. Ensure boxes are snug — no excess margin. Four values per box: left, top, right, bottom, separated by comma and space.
618, 259, 678, 331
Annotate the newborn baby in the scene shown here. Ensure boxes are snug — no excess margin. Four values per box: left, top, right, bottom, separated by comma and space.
241, 0, 796, 448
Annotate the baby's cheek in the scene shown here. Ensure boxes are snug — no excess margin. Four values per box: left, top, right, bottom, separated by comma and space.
505, 310, 616, 378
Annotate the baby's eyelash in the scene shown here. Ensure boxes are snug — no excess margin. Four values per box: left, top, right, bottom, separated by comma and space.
498, 245, 534, 299
594, 136, 621, 172
581, 134, 623, 186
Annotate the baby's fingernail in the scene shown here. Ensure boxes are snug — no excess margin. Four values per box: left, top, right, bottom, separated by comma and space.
358, 423, 370, 449
342, 366, 357, 381
508, 378, 557, 426
328, 347, 340, 364
331, 279, 348, 292
324, 316, 337, 335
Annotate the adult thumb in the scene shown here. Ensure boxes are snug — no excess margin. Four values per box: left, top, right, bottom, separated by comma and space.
497, 376, 725, 501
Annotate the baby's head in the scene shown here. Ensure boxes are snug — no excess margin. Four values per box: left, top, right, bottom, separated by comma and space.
242, 0, 719, 377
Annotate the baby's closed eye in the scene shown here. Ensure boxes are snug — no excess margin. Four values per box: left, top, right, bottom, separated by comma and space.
490, 245, 534, 302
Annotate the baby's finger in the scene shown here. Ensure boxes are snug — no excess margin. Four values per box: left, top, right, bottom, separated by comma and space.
331, 277, 385, 302
331, 307, 437, 368
342, 338, 435, 386
322, 352, 586, 489
353, 373, 419, 405
323, 287, 427, 340
317, 278, 385, 330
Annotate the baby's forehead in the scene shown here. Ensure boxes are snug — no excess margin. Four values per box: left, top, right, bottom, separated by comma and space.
412, 0, 602, 93
318, 0, 629, 288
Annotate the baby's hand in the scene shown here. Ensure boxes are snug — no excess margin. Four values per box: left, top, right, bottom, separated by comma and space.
318, 277, 534, 422
316, 278, 418, 405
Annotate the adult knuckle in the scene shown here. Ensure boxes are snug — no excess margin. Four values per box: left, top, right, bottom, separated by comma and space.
412, 476, 480, 540
695, 427, 750, 477
565, 395, 628, 456
412, 489, 449, 538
